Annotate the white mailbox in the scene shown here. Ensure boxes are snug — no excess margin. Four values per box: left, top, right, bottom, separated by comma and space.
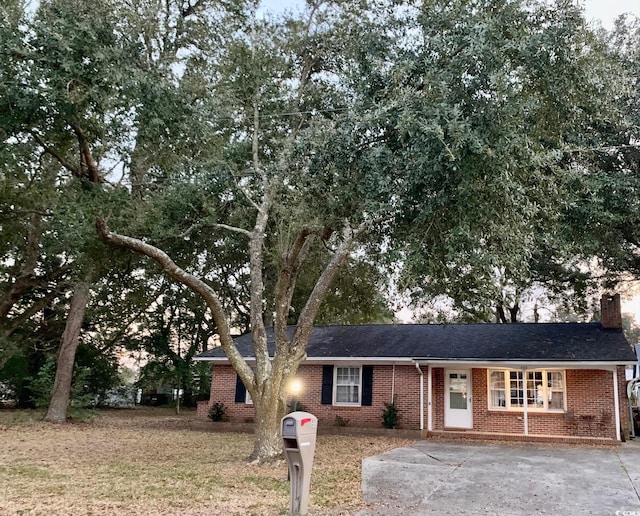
281, 411, 318, 515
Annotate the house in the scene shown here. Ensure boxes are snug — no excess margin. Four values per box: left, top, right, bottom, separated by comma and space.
195, 294, 637, 443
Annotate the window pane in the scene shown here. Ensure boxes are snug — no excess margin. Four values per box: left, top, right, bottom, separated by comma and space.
527, 371, 544, 407
335, 367, 361, 404
510, 371, 524, 407
549, 391, 564, 409
489, 371, 506, 408
547, 371, 564, 410
336, 386, 348, 403
489, 369, 566, 412
336, 385, 359, 403
449, 373, 468, 409
449, 375, 467, 393
450, 392, 467, 409
491, 389, 506, 407
490, 371, 505, 389
548, 371, 563, 389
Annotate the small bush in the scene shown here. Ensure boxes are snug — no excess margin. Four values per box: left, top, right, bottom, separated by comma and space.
287, 399, 307, 413
382, 398, 400, 429
334, 415, 349, 427
208, 402, 227, 422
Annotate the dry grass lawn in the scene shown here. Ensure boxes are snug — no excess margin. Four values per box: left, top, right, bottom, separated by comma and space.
0, 407, 415, 515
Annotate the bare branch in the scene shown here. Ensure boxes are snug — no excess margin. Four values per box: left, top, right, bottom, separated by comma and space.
70, 123, 103, 183
273, 226, 328, 345
233, 177, 262, 212
289, 219, 370, 358
30, 131, 79, 176
180, 222, 251, 239
95, 218, 255, 385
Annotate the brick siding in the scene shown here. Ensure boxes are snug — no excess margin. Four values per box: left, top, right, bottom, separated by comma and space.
198, 363, 629, 442
431, 366, 629, 441
199, 364, 422, 429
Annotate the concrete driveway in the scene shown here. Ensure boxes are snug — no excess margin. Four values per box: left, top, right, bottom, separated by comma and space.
360, 440, 640, 515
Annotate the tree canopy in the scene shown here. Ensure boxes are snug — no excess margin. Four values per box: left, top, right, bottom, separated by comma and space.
1, 0, 639, 460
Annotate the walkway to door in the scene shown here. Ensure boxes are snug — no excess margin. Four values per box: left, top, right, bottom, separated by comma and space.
360, 440, 640, 515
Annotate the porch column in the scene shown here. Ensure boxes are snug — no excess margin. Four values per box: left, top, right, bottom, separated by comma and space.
522, 367, 529, 436
613, 368, 621, 441
427, 365, 433, 431
415, 362, 424, 431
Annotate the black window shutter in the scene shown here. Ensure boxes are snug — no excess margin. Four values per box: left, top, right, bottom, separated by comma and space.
321, 365, 333, 404
362, 365, 373, 406
234, 375, 246, 403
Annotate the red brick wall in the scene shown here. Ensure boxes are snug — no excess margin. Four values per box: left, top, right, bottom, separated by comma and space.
200, 363, 423, 429
199, 365, 256, 422
432, 367, 444, 431
430, 366, 628, 439
199, 363, 628, 439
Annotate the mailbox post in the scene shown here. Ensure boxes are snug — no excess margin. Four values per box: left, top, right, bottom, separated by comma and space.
281, 411, 318, 516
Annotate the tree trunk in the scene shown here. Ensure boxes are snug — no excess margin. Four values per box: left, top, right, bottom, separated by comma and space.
96, 219, 363, 462
250, 383, 287, 463
44, 280, 91, 423
508, 302, 519, 323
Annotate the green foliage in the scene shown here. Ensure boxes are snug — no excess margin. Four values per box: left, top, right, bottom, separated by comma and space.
374, 0, 640, 319
208, 402, 227, 422
68, 345, 120, 407
287, 256, 394, 325
382, 398, 400, 429
2, 0, 639, 459
30, 357, 56, 409
2, 343, 120, 410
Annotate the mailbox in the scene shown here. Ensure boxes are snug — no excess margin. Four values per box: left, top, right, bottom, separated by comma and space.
281, 411, 318, 516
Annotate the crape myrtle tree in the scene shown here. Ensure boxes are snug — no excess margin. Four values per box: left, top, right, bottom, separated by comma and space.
391, 0, 639, 323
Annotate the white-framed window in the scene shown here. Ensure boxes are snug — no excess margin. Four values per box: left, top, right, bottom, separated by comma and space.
488, 369, 566, 412
245, 390, 253, 405
334, 366, 362, 406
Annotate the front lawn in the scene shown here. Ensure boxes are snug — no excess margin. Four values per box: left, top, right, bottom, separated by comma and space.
0, 407, 414, 515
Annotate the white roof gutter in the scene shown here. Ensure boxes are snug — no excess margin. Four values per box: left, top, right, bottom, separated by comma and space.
195, 355, 634, 369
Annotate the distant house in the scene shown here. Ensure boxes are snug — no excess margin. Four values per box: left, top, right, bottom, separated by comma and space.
195, 294, 636, 443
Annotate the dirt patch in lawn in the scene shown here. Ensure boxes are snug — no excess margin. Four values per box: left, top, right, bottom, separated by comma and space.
0, 407, 415, 515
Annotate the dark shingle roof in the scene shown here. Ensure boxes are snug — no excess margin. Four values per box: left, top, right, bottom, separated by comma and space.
196, 323, 636, 363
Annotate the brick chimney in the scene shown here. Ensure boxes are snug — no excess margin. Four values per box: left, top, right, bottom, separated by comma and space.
601, 293, 622, 329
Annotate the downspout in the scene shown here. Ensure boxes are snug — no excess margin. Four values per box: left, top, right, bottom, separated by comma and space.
613, 368, 621, 441
415, 362, 424, 432
391, 364, 395, 402
522, 366, 529, 436
627, 377, 640, 439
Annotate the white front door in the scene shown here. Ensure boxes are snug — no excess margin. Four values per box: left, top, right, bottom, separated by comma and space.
445, 370, 473, 429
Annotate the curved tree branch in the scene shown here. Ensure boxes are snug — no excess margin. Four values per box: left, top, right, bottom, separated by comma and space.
95, 218, 254, 385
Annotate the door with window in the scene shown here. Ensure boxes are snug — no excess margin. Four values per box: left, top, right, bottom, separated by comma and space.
445, 370, 473, 429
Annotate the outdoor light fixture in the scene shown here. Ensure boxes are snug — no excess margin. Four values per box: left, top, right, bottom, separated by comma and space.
289, 379, 303, 411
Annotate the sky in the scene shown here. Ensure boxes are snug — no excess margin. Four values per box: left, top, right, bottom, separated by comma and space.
583, 0, 640, 28
260, 0, 640, 28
